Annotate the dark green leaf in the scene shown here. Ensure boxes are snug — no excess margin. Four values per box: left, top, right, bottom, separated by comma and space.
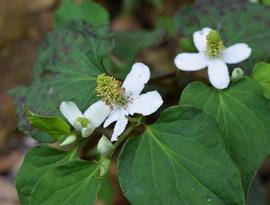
118, 106, 244, 205
174, 0, 270, 69
16, 145, 78, 205
28, 111, 70, 140
10, 21, 114, 131
252, 62, 270, 99
54, 0, 109, 27
180, 78, 270, 193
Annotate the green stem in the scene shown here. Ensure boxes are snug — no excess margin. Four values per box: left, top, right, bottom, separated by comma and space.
113, 121, 140, 153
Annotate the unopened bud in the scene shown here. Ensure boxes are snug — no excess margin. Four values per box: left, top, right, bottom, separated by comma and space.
97, 135, 113, 157
60, 134, 77, 146
231, 67, 244, 82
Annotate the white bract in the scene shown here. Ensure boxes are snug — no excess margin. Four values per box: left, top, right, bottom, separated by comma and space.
174, 27, 252, 89
60, 101, 110, 138
97, 63, 163, 141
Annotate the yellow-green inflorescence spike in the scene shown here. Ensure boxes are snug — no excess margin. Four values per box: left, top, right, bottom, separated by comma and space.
76, 117, 90, 127
96, 74, 129, 107
205, 30, 225, 57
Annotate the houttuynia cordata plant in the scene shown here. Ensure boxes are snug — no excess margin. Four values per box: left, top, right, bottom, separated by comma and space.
10, 0, 270, 204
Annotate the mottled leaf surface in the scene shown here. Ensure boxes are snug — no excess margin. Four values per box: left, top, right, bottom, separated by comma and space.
10, 21, 114, 131
174, 0, 270, 69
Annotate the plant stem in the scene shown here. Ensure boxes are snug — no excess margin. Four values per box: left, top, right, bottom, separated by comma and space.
113, 121, 140, 153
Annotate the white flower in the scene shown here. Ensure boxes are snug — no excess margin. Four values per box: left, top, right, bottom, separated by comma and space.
60, 101, 110, 138
101, 63, 163, 141
174, 27, 252, 89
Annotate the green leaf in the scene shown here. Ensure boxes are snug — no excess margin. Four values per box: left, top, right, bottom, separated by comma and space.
54, 0, 109, 27
10, 21, 114, 131
28, 111, 70, 140
31, 130, 56, 143
111, 28, 164, 78
174, 0, 270, 68
29, 160, 100, 205
118, 106, 244, 205
262, 0, 270, 6
98, 174, 114, 204
16, 145, 78, 205
252, 62, 270, 99
180, 78, 270, 193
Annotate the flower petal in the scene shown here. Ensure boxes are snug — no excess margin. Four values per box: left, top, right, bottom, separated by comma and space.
223, 43, 252, 64
128, 91, 163, 116
193, 27, 212, 52
103, 108, 121, 128
81, 123, 95, 138
174, 53, 208, 71
208, 59, 230, 89
122, 62, 150, 96
83, 101, 111, 127
111, 115, 128, 142
60, 101, 83, 126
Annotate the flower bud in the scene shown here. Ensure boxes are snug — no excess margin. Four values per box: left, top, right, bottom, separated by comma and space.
231, 67, 244, 82
97, 135, 114, 157
60, 134, 77, 146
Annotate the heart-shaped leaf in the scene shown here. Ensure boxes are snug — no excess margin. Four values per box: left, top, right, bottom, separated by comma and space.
180, 78, 270, 193
29, 160, 100, 205
10, 21, 114, 131
16, 145, 78, 205
118, 106, 244, 205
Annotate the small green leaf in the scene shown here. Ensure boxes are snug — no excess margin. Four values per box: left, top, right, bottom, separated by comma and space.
118, 106, 244, 205
180, 78, 270, 193
28, 111, 70, 140
29, 160, 101, 205
252, 62, 270, 99
16, 145, 78, 205
54, 0, 109, 27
